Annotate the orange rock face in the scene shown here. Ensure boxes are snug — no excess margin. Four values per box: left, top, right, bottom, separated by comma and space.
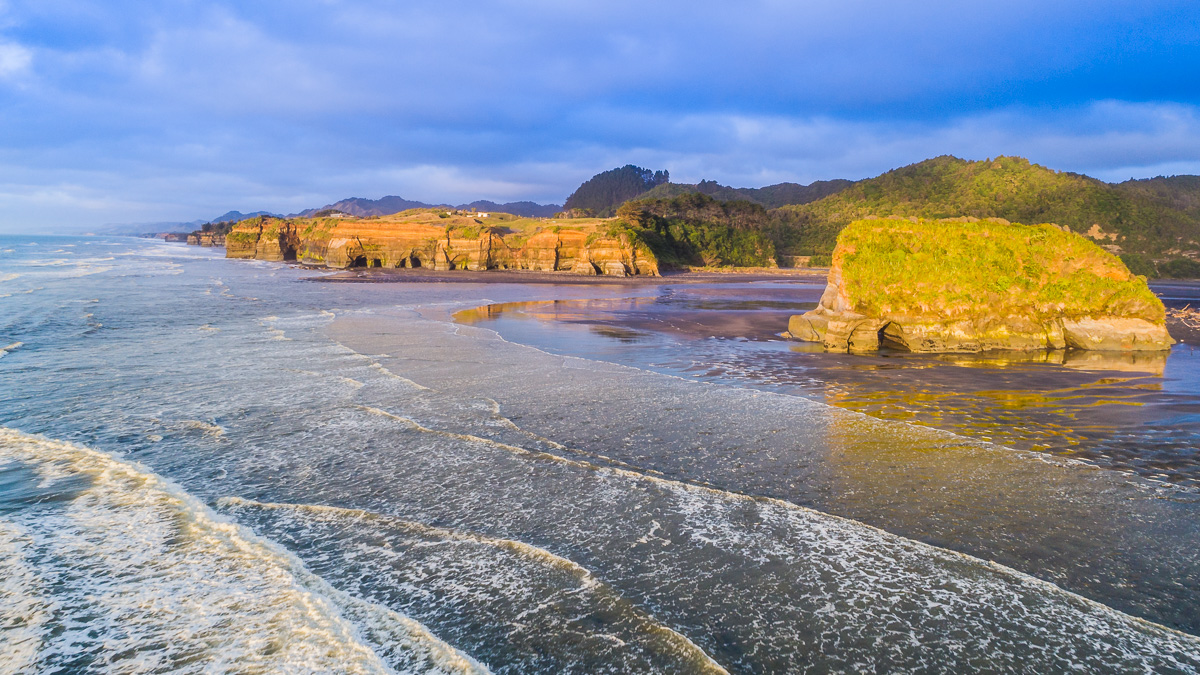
225, 213, 658, 276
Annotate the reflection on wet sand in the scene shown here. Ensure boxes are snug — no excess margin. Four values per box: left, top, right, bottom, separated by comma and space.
454, 284, 1200, 489
815, 348, 1168, 455
914, 347, 1169, 374
814, 408, 1200, 633
455, 292, 815, 342
363, 308, 1200, 636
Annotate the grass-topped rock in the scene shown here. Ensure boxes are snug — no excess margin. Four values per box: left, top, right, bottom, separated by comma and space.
787, 217, 1173, 353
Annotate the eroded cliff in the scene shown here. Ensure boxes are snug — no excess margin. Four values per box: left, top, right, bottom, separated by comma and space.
225, 211, 658, 276
786, 217, 1173, 352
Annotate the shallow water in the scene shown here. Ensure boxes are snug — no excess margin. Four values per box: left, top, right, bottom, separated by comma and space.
1, 236, 1199, 673
455, 282, 1200, 488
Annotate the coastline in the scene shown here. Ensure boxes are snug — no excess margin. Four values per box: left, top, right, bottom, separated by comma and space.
304, 265, 829, 285
4, 235, 1200, 671
298, 260, 1200, 346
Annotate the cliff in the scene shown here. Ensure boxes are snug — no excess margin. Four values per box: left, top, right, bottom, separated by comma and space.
786, 217, 1173, 353
187, 232, 225, 246
225, 211, 658, 276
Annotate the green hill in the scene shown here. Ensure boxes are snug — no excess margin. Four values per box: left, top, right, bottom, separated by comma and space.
575, 156, 1200, 277
773, 156, 1200, 264
1115, 175, 1200, 221
635, 178, 852, 209
615, 193, 776, 268
563, 165, 669, 217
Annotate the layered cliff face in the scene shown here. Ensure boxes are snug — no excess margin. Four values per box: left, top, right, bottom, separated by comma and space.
186, 233, 225, 246
786, 217, 1173, 352
225, 212, 658, 276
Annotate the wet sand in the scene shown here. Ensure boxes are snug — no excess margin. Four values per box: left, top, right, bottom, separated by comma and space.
306, 266, 828, 286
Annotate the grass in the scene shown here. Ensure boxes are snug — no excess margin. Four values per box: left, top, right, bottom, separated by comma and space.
837, 217, 1165, 323
775, 155, 1200, 256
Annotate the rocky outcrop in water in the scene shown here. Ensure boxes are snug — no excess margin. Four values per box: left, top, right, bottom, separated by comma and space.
786, 217, 1173, 352
225, 212, 658, 276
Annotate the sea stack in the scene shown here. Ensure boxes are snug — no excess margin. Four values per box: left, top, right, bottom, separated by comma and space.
786, 217, 1174, 353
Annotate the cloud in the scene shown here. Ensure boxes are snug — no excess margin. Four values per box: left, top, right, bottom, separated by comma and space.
0, 1, 1198, 231
0, 41, 29, 78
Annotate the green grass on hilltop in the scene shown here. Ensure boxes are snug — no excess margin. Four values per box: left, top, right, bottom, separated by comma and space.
775, 156, 1200, 257
837, 217, 1165, 323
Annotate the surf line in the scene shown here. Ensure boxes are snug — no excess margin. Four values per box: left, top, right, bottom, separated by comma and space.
219, 496, 731, 675
0, 426, 490, 675
355, 406, 1200, 645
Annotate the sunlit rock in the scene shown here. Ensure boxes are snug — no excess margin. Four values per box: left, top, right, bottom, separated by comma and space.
786, 217, 1173, 353
224, 211, 658, 276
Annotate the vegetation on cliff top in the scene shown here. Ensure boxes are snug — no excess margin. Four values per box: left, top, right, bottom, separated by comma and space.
836, 217, 1165, 323
775, 156, 1200, 259
616, 193, 776, 267
636, 178, 852, 209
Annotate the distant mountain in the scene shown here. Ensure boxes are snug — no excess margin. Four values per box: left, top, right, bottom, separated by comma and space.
563, 166, 670, 217
457, 200, 562, 218
296, 196, 561, 219
773, 155, 1200, 258
210, 210, 279, 223
297, 196, 438, 218
94, 220, 207, 236
636, 178, 852, 209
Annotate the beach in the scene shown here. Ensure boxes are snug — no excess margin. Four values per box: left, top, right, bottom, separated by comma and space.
2, 236, 1199, 673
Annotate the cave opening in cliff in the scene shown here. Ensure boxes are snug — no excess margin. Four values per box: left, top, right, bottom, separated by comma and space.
878, 322, 912, 351
350, 255, 367, 268
370, 258, 381, 267
409, 257, 422, 268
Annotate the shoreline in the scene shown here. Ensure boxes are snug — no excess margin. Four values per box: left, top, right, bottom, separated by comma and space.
302, 265, 829, 285
297, 262, 1200, 346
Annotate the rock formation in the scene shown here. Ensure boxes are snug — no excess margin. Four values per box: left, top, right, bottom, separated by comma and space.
224, 211, 658, 276
187, 233, 225, 247
786, 217, 1173, 352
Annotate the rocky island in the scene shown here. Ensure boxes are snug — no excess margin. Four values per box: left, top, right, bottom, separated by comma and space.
786, 217, 1174, 352
224, 209, 659, 276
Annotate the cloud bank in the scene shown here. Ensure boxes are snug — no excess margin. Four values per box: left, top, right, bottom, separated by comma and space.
0, 0, 1198, 230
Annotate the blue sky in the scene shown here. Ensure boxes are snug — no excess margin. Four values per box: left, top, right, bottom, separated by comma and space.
1, 0, 1198, 231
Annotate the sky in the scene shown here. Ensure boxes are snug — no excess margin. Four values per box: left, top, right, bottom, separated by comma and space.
1, 0, 1199, 231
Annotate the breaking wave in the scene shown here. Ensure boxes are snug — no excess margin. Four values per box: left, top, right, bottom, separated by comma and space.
0, 427, 486, 675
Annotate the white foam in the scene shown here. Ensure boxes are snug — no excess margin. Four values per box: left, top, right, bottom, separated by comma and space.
351, 403, 1200, 669
220, 497, 730, 674
0, 519, 47, 674
0, 427, 488, 675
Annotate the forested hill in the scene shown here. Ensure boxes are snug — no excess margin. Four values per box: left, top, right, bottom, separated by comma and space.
562, 165, 670, 216
774, 156, 1200, 258
1115, 175, 1200, 221
637, 178, 852, 209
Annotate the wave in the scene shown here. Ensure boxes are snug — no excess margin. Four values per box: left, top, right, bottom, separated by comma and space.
0, 427, 487, 675
219, 497, 729, 674
345, 401, 1200, 671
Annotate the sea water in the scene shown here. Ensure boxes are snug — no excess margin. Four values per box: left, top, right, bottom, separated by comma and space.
1, 235, 1199, 673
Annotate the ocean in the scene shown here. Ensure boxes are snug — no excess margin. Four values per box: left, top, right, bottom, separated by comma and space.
2, 235, 1199, 673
